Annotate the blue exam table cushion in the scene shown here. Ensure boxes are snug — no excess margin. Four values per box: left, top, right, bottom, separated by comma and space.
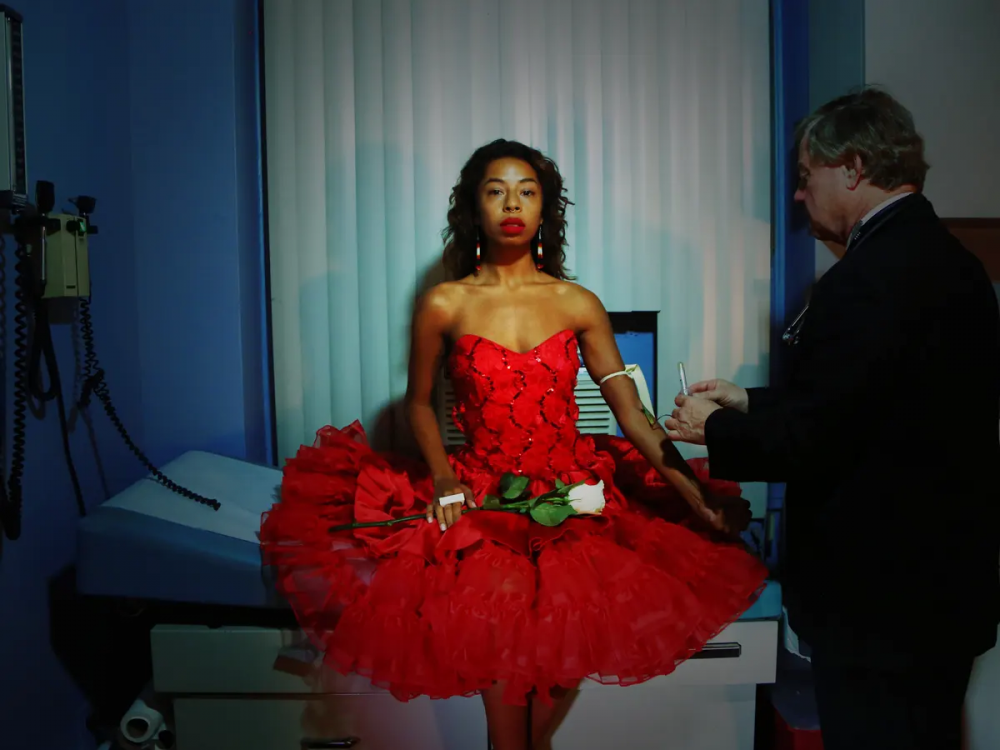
77, 450, 781, 619
77, 451, 283, 608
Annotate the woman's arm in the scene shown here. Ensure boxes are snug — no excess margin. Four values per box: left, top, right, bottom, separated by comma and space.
573, 287, 742, 534
404, 285, 475, 529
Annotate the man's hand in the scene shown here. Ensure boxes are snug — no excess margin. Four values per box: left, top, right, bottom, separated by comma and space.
663, 394, 722, 445
687, 378, 749, 413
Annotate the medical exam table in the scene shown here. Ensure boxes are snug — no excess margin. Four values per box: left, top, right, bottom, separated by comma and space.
78, 451, 781, 750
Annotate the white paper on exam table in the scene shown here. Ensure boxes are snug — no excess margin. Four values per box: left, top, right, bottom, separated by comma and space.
102, 451, 281, 544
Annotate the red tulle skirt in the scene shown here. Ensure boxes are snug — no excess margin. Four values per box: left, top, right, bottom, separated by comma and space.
260, 422, 768, 706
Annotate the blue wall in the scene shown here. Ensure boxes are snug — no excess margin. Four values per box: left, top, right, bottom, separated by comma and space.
128, 0, 268, 468
0, 1, 265, 747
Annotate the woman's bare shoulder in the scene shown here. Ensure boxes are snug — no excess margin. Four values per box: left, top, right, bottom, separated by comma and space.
414, 281, 463, 326
550, 279, 604, 313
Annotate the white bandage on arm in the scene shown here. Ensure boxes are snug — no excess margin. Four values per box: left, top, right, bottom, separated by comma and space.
598, 365, 656, 421
599, 370, 630, 385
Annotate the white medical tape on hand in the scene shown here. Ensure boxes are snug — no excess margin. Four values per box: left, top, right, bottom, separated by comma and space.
439, 492, 465, 507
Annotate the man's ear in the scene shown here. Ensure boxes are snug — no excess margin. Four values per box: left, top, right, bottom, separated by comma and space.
843, 155, 864, 190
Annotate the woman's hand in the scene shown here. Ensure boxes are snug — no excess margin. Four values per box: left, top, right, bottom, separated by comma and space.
427, 476, 477, 531
689, 492, 752, 539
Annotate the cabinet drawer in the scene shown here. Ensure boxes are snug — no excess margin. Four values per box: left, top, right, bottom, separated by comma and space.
152, 625, 367, 695
554, 684, 757, 750
173, 694, 487, 750
153, 620, 776, 696
578, 620, 778, 690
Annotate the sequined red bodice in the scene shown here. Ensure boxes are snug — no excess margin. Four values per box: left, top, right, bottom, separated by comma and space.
448, 329, 600, 477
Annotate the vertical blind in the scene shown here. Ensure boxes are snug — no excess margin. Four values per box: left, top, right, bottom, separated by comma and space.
262, 0, 772, 462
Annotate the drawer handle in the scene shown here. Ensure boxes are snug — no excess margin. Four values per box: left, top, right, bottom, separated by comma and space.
691, 642, 742, 659
301, 738, 360, 748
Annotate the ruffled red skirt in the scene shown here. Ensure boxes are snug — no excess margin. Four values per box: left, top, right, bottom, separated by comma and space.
259, 422, 768, 706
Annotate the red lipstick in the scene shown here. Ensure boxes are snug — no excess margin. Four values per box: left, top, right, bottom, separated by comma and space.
500, 218, 525, 235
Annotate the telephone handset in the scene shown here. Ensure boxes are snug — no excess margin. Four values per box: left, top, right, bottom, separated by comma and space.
0, 180, 221, 543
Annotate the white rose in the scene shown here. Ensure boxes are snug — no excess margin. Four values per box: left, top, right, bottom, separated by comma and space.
568, 480, 606, 515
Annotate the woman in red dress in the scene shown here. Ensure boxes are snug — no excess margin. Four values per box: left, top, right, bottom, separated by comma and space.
260, 139, 768, 749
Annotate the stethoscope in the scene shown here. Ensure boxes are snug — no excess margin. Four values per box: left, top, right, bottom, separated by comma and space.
781, 195, 916, 347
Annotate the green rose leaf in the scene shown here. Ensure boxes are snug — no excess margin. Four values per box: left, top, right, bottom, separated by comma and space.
498, 473, 516, 495
529, 503, 578, 527
555, 478, 566, 490
500, 474, 530, 500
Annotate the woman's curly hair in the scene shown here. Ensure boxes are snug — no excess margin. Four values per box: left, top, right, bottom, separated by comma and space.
442, 139, 574, 280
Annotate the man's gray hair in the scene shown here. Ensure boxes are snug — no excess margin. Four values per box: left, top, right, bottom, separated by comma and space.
795, 87, 929, 191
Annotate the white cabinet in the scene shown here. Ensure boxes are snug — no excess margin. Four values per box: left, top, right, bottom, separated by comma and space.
151, 619, 777, 750
553, 620, 776, 750
554, 684, 757, 750
172, 695, 486, 750
151, 625, 487, 749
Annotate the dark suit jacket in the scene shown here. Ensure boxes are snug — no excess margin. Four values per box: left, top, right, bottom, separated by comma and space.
706, 194, 1000, 660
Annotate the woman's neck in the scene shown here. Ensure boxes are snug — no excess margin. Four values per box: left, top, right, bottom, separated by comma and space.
480, 244, 540, 285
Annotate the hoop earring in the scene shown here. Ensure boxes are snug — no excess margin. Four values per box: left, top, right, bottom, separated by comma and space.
535, 232, 544, 271
475, 241, 482, 275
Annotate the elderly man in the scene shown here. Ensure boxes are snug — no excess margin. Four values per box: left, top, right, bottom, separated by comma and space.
666, 87, 1000, 750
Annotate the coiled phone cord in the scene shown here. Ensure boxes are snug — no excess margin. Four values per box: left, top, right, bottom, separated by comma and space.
1, 240, 30, 540
3, 238, 87, 541
78, 296, 221, 511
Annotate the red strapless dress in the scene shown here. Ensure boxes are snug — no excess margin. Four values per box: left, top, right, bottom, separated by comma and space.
260, 329, 768, 705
